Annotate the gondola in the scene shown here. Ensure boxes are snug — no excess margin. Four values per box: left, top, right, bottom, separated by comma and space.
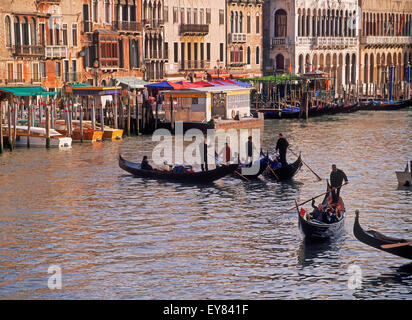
119, 154, 239, 184
297, 184, 346, 241
233, 156, 269, 180
353, 210, 412, 260
264, 153, 302, 181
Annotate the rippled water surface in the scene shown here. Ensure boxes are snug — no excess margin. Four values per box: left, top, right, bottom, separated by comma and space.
0, 109, 411, 299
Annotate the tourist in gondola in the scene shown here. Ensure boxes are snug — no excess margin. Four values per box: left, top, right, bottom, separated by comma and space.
275, 133, 289, 168
310, 199, 324, 221
330, 164, 349, 203
141, 156, 153, 170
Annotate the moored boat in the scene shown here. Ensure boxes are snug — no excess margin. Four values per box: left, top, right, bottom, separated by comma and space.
297, 184, 346, 241
233, 156, 269, 180
353, 210, 412, 260
119, 154, 239, 184
2, 126, 72, 148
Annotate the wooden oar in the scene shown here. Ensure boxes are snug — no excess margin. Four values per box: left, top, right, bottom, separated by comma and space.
289, 148, 322, 181
284, 182, 346, 213
267, 165, 280, 180
235, 169, 250, 182
381, 242, 412, 249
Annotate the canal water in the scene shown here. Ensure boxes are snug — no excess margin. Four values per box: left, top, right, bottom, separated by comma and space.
0, 109, 411, 299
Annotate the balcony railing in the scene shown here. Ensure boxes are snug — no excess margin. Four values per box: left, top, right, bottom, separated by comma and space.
145, 50, 167, 60
63, 72, 82, 83
229, 33, 247, 43
180, 60, 210, 71
5, 78, 23, 85
179, 24, 209, 35
272, 37, 287, 46
83, 21, 93, 33
296, 37, 358, 47
360, 36, 412, 46
36, 0, 61, 3
112, 20, 142, 33
13, 45, 44, 57
144, 19, 164, 29
45, 45, 67, 59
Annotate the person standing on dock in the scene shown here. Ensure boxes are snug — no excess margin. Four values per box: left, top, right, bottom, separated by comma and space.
330, 164, 349, 203
275, 133, 289, 167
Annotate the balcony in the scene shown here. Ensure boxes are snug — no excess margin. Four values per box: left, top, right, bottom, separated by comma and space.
112, 21, 142, 33
63, 72, 82, 83
296, 37, 357, 48
45, 45, 67, 59
145, 50, 167, 61
179, 24, 209, 36
143, 19, 164, 30
179, 60, 210, 71
13, 45, 44, 57
5, 78, 23, 85
83, 21, 93, 33
36, 0, 61, 3
229, 33, 247, 43
272, 37, 287, 47
360, 36, 412, 47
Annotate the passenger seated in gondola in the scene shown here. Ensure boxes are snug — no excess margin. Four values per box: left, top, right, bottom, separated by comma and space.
323, 207, 338, 223
310, 199, 324, 221
172, 164, 194, 174
269, 154, 282, 169
141, 156, 153, 170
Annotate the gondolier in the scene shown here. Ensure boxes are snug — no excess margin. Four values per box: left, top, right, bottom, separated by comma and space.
275, 133, 289, 168
199, 139, 209, 171
330, 164, 348, 203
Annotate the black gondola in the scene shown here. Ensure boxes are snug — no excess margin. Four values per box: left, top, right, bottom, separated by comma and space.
119, 154, 239, 184
264, 154, 302, 181
298, 184, 346, 241
233, 156, 269, 180
353, 210, 412, 260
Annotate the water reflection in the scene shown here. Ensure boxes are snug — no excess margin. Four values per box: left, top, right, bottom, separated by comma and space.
0, 108, 411, 299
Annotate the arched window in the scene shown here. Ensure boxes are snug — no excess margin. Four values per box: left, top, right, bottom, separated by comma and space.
247, 46, 251, 65
370, 54, 374, 83
30, 18, 36, 46
22, 17, 29, 45
274, 9, 287, 37
275, 54, 284, 73
239, 46, 243, 63
230, 11, 234, 33
239, 12, 243, 33
5, 16, 12, 47
255, 46, 260, 65
364, 54, 368, 83
299, 54, 304, 73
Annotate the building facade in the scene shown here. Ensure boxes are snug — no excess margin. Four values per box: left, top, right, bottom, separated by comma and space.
359, 0, 412, 87
163, 0, 226, 82
226, 0, 263, 78
267, 0, 360, 91
80, 0, 144, 86
0, 0, 83, 91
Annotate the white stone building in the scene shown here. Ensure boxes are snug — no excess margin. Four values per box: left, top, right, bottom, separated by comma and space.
267, 0, 360, 91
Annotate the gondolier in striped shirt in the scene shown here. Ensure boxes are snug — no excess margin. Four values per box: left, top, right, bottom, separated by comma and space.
330, 164, 348, 203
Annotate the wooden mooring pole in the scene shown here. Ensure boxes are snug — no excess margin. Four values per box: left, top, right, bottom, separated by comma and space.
45, 104, 50, 149
0, 103, 3, 154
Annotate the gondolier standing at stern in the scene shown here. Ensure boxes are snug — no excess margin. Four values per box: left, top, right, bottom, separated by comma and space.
330, 164, 349, 203
276, 133, 289, 168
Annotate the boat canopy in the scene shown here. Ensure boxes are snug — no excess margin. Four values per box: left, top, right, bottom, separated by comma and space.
0, 86, 58, 96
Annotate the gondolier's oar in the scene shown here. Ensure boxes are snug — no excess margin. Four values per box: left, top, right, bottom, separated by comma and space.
234, 169, 250, 182
289, 148, 322, 181
268, 165, 280, 180
381, 242, 412, 249
284, 182, 346, 213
